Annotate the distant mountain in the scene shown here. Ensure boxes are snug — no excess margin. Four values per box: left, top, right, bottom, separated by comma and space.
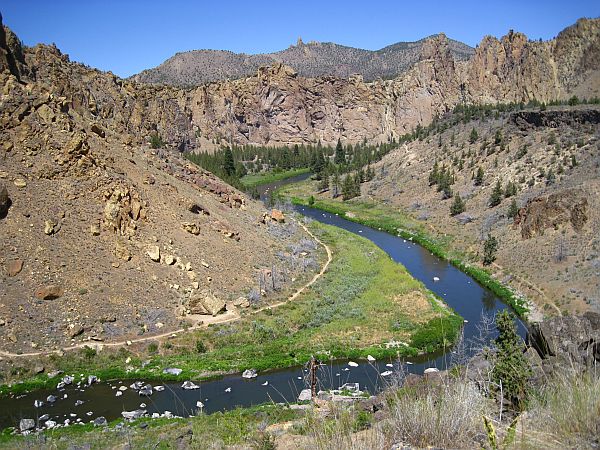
131, 35, 474, 86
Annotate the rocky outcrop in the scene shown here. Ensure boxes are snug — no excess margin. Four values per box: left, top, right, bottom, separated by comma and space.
187, 290, 226, 316
2, 17, 596, 149
515, 189, 589, 238
0, 182, 10, 219
528, 312, 600, 377
510, 108, 600, 129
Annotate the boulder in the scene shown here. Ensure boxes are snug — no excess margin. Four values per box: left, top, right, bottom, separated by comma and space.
187, 290, 226, 316
19, 418, 35, 432
44, 220, 57, 235
242, 369, 258, 379
115, 238, 132, 261
181, 222, 201, 235
147, 245, 160, 262
271, 209, 285, 223
298, 389, 312, 401
93, 416, 108, 427
13, 178, 27, 188
0, 182, 10, 218
233, 296, 250, 308
6, 259, 23, 276
35, 285, 64, 300
529, 313, 600, 371
122, 409, 146, 420
90, 123, 105, 138
181, 380, 199, 390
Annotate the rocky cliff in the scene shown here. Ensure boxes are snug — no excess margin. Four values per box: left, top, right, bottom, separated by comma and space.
4, 18, 598, 150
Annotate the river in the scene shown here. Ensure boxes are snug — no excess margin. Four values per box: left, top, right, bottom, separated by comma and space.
0, 172, 525, 430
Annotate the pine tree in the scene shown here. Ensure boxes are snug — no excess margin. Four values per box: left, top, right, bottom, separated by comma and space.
491, 311, 532, 410
318, 170, 330, 191
429, 161, 440, 186
507, 198, 519, 219
483, 234, 498, 265
342, 175, 354, 200
489, 180, 503, 207
332, 171, 340, 198
504, 181, 517, 198
334, 138, 345, 165
223, 147, 235, 176
450, 193, 466, 216
474, 166, 484, 186
469, 127, 479, 144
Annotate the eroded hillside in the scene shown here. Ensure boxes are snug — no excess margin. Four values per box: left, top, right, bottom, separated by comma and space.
0, 19, 318, 352
365, 106, 600, 315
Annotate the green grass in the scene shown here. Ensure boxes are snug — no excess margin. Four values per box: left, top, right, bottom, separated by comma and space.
1, 222, 462, 397
0, 403, 303, 448
240, 167, 310, 188
277, 180, 529, 318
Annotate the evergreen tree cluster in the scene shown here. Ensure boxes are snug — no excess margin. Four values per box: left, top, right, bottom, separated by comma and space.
429, 161, 455, 199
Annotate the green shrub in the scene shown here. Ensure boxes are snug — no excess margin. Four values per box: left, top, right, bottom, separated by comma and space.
196, 340, 207, 354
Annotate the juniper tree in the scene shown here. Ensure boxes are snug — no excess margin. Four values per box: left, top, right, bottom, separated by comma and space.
450, 193, 466, 216
483, 234, 498, 266
489, 180, 503, 207
491, 311, 531, 410
507, 198, 519, 219
469, 127, 479, 144
474, 166, 485, 186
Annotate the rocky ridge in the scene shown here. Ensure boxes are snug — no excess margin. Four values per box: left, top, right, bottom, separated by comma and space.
132, 35, 474, 86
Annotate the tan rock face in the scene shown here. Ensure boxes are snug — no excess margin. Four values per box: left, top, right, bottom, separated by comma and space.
2, 19, 596, 151
188, 290, 226, 316
515, 189, 589, 239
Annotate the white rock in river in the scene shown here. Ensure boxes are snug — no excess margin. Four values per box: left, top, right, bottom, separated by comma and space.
424, 367, 440, 374
433, 277, 440, 282
19, 418, 35, 432
242, 369, 258, 379
381, 371, 393, 377
181, 380, 199, 390
122, 409, 146, 420
367, 355, 376, 362
154, 385, 165, 392
224, 387, 231, 393
45, 420, 57, 429
298, 389, 312, 401
34, 400, 43, 408
115, 391, 123, 397
348, 361, 359, 367
262, 381, 269, 386
386, 363, 394, 368
196, 401, 204, 408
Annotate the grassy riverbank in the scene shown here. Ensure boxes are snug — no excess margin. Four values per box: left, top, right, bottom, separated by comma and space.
240, 167, 310, 188
0, 221, 462, 396
0, 403, 304, 448
277, 180, 529, 318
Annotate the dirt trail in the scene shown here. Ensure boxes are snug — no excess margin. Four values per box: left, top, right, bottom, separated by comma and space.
0, 222, 332, 359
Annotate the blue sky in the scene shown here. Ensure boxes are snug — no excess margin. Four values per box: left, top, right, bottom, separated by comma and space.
2, 1, 599, 78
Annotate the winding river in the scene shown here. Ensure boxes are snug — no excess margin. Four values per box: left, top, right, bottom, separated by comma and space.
0, 173, 526, 430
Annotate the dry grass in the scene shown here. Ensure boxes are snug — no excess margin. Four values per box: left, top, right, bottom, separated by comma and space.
303, 377, 493, 450
512, 369, 600, 449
